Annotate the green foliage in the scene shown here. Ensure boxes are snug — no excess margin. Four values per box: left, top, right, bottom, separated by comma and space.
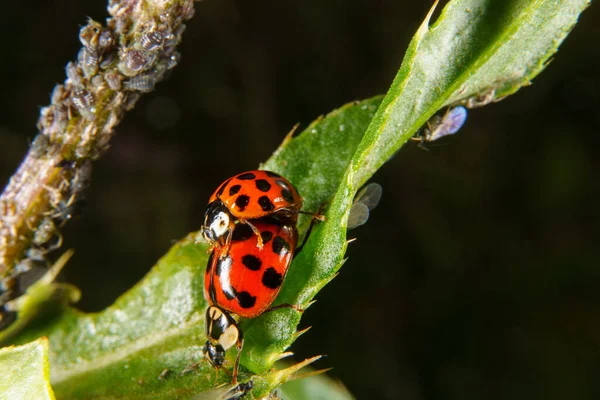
278, 369, 355, 400
0, 338, 55, 399
0, 0, 590, 398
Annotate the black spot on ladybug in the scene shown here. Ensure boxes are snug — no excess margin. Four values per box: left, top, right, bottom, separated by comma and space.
272, 236, 290, 256
229, 184, 241, 196
235, 195, 250, 210
281, 188, 294, 203
276, 179, 295, 202
261, 231, 273, 244
237, 172, 256, 180
216, 178, 232, 197
242, 254, 262, 271
255, 179, 271, 192
262, 267, 283, 289
232, 224, 254, 241
265, 171, 281, 178
258, 196, 275, 212
237, 291, 257, 309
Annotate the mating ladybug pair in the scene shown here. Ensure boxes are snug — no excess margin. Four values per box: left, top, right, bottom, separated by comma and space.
200, 170, 320, 384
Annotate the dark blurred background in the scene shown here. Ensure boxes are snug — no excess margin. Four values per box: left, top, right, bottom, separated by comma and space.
1, 1, 599, 399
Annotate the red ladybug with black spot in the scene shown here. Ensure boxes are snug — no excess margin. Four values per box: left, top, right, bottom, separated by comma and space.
202, 217, 299, 383
201, 170, 304, 249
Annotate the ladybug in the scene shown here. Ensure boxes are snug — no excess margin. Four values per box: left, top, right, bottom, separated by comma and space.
203, 218, 299, 382
201, 170, 303, 249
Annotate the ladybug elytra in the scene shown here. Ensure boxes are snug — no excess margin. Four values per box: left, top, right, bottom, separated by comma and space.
204, 219, 297, 318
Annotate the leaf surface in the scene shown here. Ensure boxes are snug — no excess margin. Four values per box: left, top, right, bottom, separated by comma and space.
1, 0, 591, 398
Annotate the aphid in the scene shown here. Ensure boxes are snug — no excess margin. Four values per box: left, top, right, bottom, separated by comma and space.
190, 380, 254, 400
66, 62, 84, 88
50, 160, 92, 225
166, 53, 181, 70
121, 49, 153, 75
98, 52, 115, 70
52, 198, 85, 226
105, 70, 122, 90
97, 29, 115, 53
90, 75, 105, 89
347, 182, 382, 230
222, 380, 253, 400
24, 246, 50, 268
38, 104, 68, 136
79, 20, 102, 50
33, 217, 59, 247
71, 160, 93, 196
30, 134, 50, 158
14, 256, 47, 274
78, 47, 99, 78
464, 88, 496, 108
123, 73, 157, 92
177, 3, 196, 21
203, 219, 300, 383
415, 106, 468, 144
51, 84, 67, 105
202, 170, 305, 250
158, 368, 171, 380
72, 88, 96, 118
140, 30, 165, 51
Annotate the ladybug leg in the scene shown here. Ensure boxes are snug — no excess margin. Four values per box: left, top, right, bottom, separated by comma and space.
241, 219, 264, 248
294, 204, 326, 257
297, 209, 326, 221
232, 338, 244, 384
218, 229, 233, 259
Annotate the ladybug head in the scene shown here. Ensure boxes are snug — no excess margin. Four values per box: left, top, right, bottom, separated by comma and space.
202, 201, 234, 245
203, 306, 241, 367
202, 340, 225, 368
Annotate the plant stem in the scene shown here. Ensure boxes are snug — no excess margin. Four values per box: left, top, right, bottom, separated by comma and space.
0, 0, 196, 290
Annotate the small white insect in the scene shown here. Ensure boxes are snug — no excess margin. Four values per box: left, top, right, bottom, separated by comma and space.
418, 106, 468, 143
347, 182, 383, 230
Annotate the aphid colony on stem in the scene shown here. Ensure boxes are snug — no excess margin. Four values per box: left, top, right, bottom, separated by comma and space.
0, 158, 92, 331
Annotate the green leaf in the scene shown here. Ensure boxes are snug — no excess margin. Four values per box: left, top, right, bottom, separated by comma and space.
2, 0, 590, 398
0, 337, 55, 400
5, 98, 381, 400
278, 370, 355, 400
0, 251, 80, 343
242, 0, 591, 373
351, 0, 591, 188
